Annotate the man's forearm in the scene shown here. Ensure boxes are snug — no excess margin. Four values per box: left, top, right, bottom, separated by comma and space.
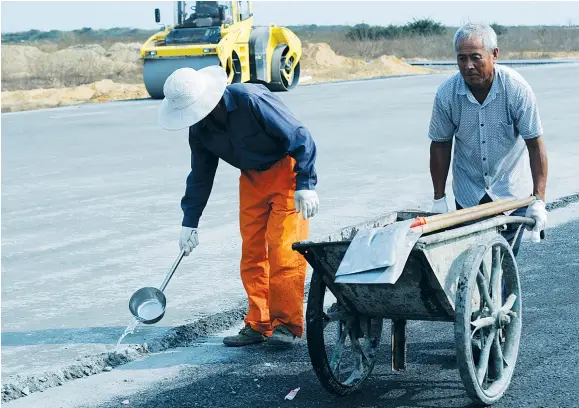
181, 178, 214, 228
430, 140, 453, 199
181, 147, 219, 228
289, 127, 317, 190
525, 136, 548, 201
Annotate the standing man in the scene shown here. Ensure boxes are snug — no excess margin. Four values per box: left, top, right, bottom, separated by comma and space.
428, 22, 548, 255
158, 66, 319, 347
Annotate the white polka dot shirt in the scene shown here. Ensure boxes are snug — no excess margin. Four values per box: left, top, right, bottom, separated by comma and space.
428, 64, 543, 208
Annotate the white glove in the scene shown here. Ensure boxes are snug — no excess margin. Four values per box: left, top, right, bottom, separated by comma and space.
179, 227, 199, 255
294, 190, 319, 220
525, 199, 547, 243
431, 196, 449, 214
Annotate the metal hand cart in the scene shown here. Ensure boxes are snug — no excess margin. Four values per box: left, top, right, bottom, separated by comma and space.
293, 198, 538, 406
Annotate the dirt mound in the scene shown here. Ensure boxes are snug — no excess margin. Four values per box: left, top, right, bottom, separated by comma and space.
1, 41, 436, 112
300, 42, 432, 84
67, 44, 107, 55
105, 42, 143, 63
301, 43, 365, 70
1, 43, 143, 91
375, 55, 432, 75
31, 49, 139, 88
1, 45, 47, 80
88, 79, 148, 102
1, 80, 148, 113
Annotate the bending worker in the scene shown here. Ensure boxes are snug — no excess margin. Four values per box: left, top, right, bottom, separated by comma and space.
428, 22, 548, 256
158, 66, 319, 347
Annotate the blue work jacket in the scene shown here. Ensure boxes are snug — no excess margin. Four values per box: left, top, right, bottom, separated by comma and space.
181, 83, 317, 228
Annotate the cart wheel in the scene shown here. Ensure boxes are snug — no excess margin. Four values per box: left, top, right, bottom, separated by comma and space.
306, 271, 382, 395
455, 235, 522, 406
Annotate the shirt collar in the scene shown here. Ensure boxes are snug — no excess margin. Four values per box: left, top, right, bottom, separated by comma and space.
196, 88, 237, 130
458, 66, 501, 102
222, 88, 238, 112
457, 74, 469, 95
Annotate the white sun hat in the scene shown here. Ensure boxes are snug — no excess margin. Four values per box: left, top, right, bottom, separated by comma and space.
158, 65, 228, 131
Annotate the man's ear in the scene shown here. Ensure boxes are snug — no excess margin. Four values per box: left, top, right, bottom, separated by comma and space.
493, 47, 499, 61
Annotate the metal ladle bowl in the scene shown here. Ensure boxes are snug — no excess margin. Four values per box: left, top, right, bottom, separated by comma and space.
128, 249, 185, 325
129, 287, 167, 324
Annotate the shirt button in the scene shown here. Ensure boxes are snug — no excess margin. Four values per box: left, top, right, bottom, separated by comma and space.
480, 123, 484, 127
482, 140, 486, 144
483, 157, 487, 161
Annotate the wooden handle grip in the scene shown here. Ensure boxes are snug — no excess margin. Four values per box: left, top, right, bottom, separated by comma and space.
413, 197, 535, 235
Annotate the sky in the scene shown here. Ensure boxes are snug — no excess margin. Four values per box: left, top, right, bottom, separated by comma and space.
1, 0, 578, 33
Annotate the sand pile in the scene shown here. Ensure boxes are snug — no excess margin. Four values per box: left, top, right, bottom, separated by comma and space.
1, 43, 142, 92
300, 43, 432, 83
67, 44, 107, 55
1, 80, 148, 112
34, 48, 137, 88
375, 55, 433, 75
301, 43, 367, 70
1, 45, 47, 80
105, 42, 143, 63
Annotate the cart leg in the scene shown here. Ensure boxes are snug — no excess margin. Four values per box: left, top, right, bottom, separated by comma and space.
391, 319, 407, 371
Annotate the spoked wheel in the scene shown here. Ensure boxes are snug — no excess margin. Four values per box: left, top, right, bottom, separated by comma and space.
266, 44, 301, 92
455, 236, 522, 406
306, 271, 383, 395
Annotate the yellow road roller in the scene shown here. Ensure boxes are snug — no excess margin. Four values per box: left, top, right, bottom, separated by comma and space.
140, 1, 303, 99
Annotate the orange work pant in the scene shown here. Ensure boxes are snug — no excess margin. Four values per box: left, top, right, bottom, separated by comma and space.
239, 155, 309, 338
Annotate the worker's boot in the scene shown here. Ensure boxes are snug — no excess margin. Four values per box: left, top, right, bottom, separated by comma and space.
223, 325, 267, 347
267, 325, 296, 347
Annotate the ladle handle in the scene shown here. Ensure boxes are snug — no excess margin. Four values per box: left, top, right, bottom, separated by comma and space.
158, 249, 186, 292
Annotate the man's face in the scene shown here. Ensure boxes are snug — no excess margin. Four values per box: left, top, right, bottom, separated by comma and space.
456, 37, 498, 88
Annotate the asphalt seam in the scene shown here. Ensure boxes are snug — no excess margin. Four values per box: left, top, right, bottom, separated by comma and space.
1, 303, 248, 403
2, 192, 577, 403
545, 192, 579, 211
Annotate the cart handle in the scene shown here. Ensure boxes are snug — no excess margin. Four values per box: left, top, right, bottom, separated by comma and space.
411, 197, 536, 234
417, 215, 543, 247
410, 197, 520, 228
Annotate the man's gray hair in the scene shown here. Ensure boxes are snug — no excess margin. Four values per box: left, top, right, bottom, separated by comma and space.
453, 22, 498, 54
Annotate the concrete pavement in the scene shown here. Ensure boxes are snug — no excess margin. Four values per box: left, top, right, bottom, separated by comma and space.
2, 63, 579, 401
